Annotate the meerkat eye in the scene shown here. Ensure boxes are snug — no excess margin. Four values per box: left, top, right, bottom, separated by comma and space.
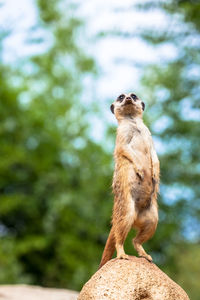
117, 94, 125, 102
131, 94, 137, 101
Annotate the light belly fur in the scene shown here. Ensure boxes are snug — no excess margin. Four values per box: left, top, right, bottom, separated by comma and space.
113, 155, 153, 210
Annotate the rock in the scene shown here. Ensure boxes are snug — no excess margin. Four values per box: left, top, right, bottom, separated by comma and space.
78, 256, 190, 300
0, 285, 78, 300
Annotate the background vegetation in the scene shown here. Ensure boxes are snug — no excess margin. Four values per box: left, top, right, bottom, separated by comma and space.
0, 1, 199, 299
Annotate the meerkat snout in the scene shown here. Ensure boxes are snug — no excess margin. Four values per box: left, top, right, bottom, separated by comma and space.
125, 96, 132, 104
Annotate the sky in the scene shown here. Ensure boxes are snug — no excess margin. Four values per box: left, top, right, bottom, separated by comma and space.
78, 0, 177, 95
0, 0, 187, 144
2, 0, 191, 141
0, 0, 177, 145
1, 0, 176, 98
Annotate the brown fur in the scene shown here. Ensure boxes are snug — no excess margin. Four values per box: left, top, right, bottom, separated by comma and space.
99, 93, 160, 268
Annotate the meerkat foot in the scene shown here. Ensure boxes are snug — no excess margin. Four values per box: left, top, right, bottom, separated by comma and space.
117, 253, 129, 260
139, 254, 153, 262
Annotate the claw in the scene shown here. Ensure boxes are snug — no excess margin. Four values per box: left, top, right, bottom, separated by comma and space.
117, 254, 129, 260
139, 254, 153, 262
137, 171, 144, 180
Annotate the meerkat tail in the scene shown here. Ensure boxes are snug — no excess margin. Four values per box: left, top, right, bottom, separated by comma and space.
99, 228, 115, 269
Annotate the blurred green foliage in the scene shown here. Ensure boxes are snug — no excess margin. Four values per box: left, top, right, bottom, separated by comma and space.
0, 0, 199, 298
0, 0, 112, 290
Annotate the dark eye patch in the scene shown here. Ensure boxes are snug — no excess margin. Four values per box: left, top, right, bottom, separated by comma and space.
110, 104, 114, 114
130, 93, 137, 101
142, 102, 145, 111
117, 94, 125, 102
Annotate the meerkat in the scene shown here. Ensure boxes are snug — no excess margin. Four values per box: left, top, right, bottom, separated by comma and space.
99, 93, 160, 268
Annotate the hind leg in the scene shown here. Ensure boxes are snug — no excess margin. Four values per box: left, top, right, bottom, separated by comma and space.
133, 224, 156, 261
114, 218, 133, 260
133, 204, 158, 261
115, 228, 130, 260
113, 196, 136, 260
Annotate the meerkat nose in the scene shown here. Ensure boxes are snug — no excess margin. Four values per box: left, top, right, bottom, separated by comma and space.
125, 97, 132, 104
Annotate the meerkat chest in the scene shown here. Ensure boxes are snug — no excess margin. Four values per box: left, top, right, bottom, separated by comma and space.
116, 119, 152, 156
130, 121, 152, 151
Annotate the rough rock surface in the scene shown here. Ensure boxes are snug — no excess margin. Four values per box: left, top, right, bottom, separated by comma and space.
0, 285, 78, 300
78, 256, 190, 300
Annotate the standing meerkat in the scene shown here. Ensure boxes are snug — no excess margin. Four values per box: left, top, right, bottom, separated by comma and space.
99, 93, 160, 268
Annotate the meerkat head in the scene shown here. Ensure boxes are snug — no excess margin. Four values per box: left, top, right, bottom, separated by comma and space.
110, 93, 145, 120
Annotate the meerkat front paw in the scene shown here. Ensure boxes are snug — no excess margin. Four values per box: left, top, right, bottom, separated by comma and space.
152, 176, 158, 184
136, 169, 144, 180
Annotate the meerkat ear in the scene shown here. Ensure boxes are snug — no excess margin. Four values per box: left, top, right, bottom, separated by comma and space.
110, 104, 114, 114
142, 102, 145, 111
